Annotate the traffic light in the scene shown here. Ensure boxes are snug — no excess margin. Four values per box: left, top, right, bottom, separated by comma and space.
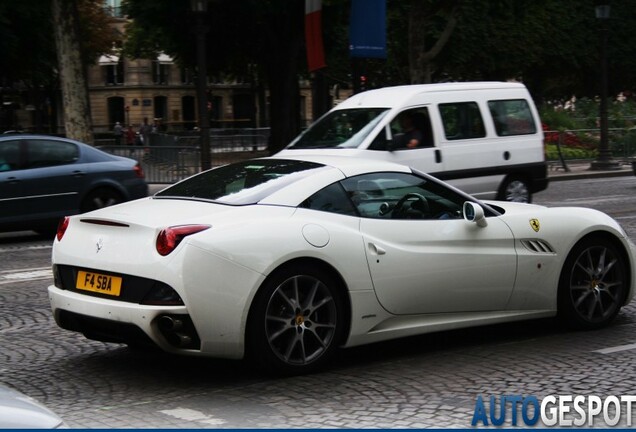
359, 75, 367, 92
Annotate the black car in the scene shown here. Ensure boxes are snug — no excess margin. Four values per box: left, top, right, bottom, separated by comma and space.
0, 134, 148, 233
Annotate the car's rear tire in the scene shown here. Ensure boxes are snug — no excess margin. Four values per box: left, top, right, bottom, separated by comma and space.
81, 188, 123, 213
558, 236, 628, 330
498, 177, 531, 203
247, 264, 346, 375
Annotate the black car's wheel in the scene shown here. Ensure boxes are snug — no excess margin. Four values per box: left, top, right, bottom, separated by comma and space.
498, 177, 531, 203
81, 188, 123, 213
248, 264, 346, 375
558, 237, 628, 330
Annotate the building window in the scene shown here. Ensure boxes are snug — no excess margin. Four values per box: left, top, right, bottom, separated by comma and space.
104, 62, 124, 85
181, 68, 194, 85
152, 61, 169, 85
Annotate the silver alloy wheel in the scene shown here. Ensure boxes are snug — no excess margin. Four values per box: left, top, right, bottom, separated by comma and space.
503, 179, 530, 202
568, 245, 624, 323
264, 274, 337, 365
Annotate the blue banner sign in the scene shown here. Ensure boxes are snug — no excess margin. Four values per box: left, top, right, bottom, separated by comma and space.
349, 0, 386, 59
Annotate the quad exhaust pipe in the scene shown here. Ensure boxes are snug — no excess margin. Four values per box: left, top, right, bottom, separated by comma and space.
157, 314, 199, 349
159, 315, 183, 332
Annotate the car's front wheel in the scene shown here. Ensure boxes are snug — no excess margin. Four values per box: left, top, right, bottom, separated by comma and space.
558, 237, 628, 330
248, 264, 345, 375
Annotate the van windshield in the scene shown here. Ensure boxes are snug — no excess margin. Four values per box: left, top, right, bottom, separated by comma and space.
289, 108, 389, 149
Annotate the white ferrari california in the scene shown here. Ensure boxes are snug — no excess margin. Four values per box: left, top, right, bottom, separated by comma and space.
48, 155, 636, 374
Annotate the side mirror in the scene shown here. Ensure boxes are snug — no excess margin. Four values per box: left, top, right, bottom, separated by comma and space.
463, 202, 488, 227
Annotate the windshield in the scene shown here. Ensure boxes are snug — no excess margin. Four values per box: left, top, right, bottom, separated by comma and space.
289, 108, 389, 149
155, 159, 327, 205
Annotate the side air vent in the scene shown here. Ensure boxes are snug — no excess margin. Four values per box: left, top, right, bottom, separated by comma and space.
521, 239, 555, 254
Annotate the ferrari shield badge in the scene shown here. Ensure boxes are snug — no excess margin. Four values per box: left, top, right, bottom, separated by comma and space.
529, 218, 540, 232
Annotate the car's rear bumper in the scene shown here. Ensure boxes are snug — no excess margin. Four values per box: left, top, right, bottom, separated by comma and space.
48, 285, 196, 351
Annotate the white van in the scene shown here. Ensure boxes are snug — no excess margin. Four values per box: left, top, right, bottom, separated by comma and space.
277, 82, 548, 202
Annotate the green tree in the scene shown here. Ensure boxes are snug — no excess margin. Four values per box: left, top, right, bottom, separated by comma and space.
0, 0, 119, 136
52, 0, 93, 143
123, 0, 305, 153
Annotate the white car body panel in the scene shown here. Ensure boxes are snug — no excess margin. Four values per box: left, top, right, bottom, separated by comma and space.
361, 216, 517, 314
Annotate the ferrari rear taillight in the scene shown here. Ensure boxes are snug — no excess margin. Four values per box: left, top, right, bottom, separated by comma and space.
156, 224, 210, 256
133, 163, 145, 178
56, 217, 70, 241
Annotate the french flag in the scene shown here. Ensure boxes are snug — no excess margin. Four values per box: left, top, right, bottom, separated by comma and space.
305, 0, 326, 72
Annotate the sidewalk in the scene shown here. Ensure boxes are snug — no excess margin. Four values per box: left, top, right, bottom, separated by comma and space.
548, 160, 634, 181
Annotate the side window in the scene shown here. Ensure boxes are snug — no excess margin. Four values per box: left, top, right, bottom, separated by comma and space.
25, 140, 79, 169
0, 140, 21, 171
341, 172, 464, 220
300, 182, 358, 216
439, 102, 486, 140
488, 99, 537, 136
369, 107, 434, 151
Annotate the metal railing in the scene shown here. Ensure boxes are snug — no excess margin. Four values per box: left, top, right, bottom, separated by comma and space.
98, 127, 636, 182
544, 127, 636, 171
97, 129, 271, 183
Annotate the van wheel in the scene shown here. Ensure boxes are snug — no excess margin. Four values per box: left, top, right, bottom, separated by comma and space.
498, 177, 531, 203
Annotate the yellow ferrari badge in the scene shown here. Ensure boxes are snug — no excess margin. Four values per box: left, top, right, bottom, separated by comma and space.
530, 218, 540, 232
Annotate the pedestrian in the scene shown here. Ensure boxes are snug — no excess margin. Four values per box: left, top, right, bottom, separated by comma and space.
125, 124, 135, 155
113, 121, 123, 145
139, 117, 152, 145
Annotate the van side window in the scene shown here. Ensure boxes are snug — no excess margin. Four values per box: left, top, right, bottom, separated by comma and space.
388, 108, 434, 150
369, 107, 434, 151
488, 99, 537, 136
439, 102, 486, 140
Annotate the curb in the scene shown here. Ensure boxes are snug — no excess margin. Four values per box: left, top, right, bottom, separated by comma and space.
548, 168, 633, 182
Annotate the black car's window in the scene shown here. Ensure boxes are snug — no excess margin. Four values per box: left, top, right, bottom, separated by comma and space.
300, 182, 358, 216
25, 140, 79, 169
156, 159, 328, 205
341, 172, 464, 220
0, 140, 21, 171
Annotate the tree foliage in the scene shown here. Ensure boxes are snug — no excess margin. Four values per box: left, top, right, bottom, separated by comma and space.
4, 0, 636, 138
123, 0, 305, 153
0, 0, 118, 88
0, 0, 119, 135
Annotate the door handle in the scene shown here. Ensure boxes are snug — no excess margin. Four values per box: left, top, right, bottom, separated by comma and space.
71, 170, 87, 177
6, 177, 20, 184
368, 243, 386, 255
435, 149, 442, 163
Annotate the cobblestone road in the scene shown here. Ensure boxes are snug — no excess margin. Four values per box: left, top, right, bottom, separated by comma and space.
1, 175, 635, 428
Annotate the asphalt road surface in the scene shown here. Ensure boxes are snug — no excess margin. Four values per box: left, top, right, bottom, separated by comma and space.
1, 175, 635, 428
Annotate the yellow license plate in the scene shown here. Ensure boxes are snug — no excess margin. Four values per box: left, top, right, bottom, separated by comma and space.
76, 271, 122, 296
